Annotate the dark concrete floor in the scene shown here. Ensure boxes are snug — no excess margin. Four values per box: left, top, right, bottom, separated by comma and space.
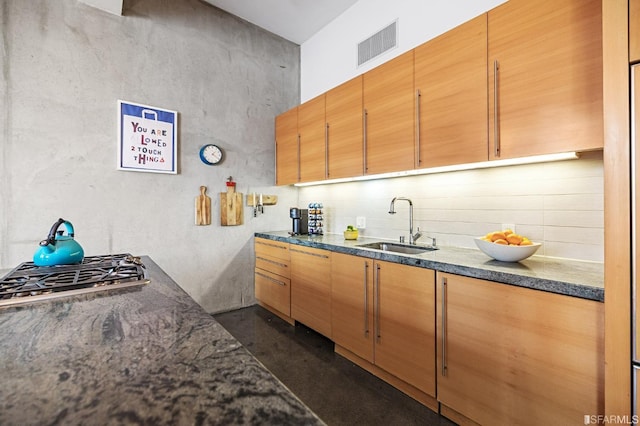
214, 305, 456, 426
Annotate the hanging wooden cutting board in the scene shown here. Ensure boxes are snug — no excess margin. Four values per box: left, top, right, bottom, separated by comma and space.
195, 186, 211, 226
220, 183, 243, 226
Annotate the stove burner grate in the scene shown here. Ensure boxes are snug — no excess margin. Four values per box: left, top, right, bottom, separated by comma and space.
0, 253, 149, 307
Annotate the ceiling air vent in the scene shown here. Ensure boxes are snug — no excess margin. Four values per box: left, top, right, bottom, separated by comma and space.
358, 21, 398, 67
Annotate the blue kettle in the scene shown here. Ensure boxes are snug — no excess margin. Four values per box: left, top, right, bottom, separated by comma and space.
33, 218, 85, 266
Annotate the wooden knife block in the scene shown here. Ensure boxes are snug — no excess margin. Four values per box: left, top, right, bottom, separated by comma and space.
220, 184, 243, 226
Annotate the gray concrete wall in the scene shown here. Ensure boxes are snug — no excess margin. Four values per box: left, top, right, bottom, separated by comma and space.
0, 0, 300, 313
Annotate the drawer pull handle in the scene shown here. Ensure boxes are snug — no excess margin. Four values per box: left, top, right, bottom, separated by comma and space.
256, 256, 288, 268
255, 271, 286, 287
290, 248, 329, 259
256, 240, 288, 250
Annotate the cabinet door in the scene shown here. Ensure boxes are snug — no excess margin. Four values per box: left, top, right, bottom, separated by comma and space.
275, 107, 299, 185
290, 246, 332, 338
488, 0, 603, 159
331, 252, 374, 363
414, 14, 488, 168
363, 50, 415, 174
436, 272, 604, 426
374, 260, 436, 397
298, 94, 327, 182
326, 76, 363, 179
632, 0, 640, 63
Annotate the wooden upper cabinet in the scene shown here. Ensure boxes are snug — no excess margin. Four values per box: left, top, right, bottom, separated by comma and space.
275, 106, 299, 185
632, 0, 640, 62
298, 94, 327, 182
326, 76, 364, 179
363, 50, 415, 175
414, 14, 488, 168
488, 0, 604, 160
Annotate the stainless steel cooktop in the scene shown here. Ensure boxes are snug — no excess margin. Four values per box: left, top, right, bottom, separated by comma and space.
0, 253, 149, 308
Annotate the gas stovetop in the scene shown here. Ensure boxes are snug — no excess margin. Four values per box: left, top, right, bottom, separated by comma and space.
0, 253, 150, 308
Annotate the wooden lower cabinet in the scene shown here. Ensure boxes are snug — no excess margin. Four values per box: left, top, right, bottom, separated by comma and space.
331, 253, 375, 362
254, 238, 291, 319
331, 253, 436, 401
436, 272, 604, 426
290, 246, 332, 338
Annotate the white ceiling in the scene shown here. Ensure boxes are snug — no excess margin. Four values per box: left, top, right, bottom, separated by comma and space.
202, 0, 360, 44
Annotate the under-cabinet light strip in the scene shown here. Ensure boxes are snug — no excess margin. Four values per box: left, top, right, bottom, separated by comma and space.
293, 152, 581, 187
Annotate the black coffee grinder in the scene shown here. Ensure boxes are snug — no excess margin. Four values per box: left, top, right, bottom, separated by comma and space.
289, 207, 308, 235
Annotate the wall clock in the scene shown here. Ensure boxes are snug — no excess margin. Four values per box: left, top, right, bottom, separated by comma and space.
199, 144, 223, 165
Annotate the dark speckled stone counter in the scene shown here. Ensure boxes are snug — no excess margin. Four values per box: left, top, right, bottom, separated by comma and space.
256, 231, 604, 302
0, 256, 324, 426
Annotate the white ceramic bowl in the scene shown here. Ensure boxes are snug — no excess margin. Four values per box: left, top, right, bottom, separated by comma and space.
474, 237, 541, 262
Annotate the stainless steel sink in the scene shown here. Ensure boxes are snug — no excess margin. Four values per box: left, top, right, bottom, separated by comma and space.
356, 242, 438, 254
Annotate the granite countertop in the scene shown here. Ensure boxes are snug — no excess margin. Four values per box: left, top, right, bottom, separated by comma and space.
0, 256, 324, 426
256, 231, 604, 302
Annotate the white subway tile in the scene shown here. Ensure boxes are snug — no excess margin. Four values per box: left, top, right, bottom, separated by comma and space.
298, 153, 603, 261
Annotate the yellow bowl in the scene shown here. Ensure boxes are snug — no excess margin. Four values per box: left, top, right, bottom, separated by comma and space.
344, 230, 359, 240
474, 237, 541, 262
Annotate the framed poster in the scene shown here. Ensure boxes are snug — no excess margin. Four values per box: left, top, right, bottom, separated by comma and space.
117, 100, 178, 174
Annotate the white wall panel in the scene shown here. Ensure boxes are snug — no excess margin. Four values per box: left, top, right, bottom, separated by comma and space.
300, 151, 604, 262
300, 0, 506, 101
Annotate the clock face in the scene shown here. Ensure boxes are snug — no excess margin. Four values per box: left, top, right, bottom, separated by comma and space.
200, 144, 223, 165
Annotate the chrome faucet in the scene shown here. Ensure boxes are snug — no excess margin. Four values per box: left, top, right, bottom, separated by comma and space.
388, 197, 422, 245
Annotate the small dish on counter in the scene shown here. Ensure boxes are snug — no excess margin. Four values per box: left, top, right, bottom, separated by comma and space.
474, 237, 541, 262
343, 230, 359, 240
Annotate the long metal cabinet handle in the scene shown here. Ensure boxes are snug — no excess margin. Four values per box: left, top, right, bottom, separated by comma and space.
364, 261, 369, 337
289, 248, 329, 259
256, 256, 288, 269
441, 276, 448, 376
256, 240, 287, 251
325, 123, 329, 178
297, 134, 301, 181
415, 89, 421, 168
375, 263, 381, 342
363, 108, 368, 174
493, 60, 500, 158
255, 271, 286, 286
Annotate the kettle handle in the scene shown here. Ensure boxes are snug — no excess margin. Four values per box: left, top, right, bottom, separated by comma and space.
39, 218, 75, 247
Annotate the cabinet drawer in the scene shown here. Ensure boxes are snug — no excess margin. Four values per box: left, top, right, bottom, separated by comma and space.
256, 253, 290, 279
255, 238, 289, 261
255, 268, 291, 317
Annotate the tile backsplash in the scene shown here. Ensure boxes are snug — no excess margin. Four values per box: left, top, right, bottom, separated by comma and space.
299, 151, 603, 262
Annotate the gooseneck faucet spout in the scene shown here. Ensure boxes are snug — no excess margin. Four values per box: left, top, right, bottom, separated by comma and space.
389, 197, 419, 244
